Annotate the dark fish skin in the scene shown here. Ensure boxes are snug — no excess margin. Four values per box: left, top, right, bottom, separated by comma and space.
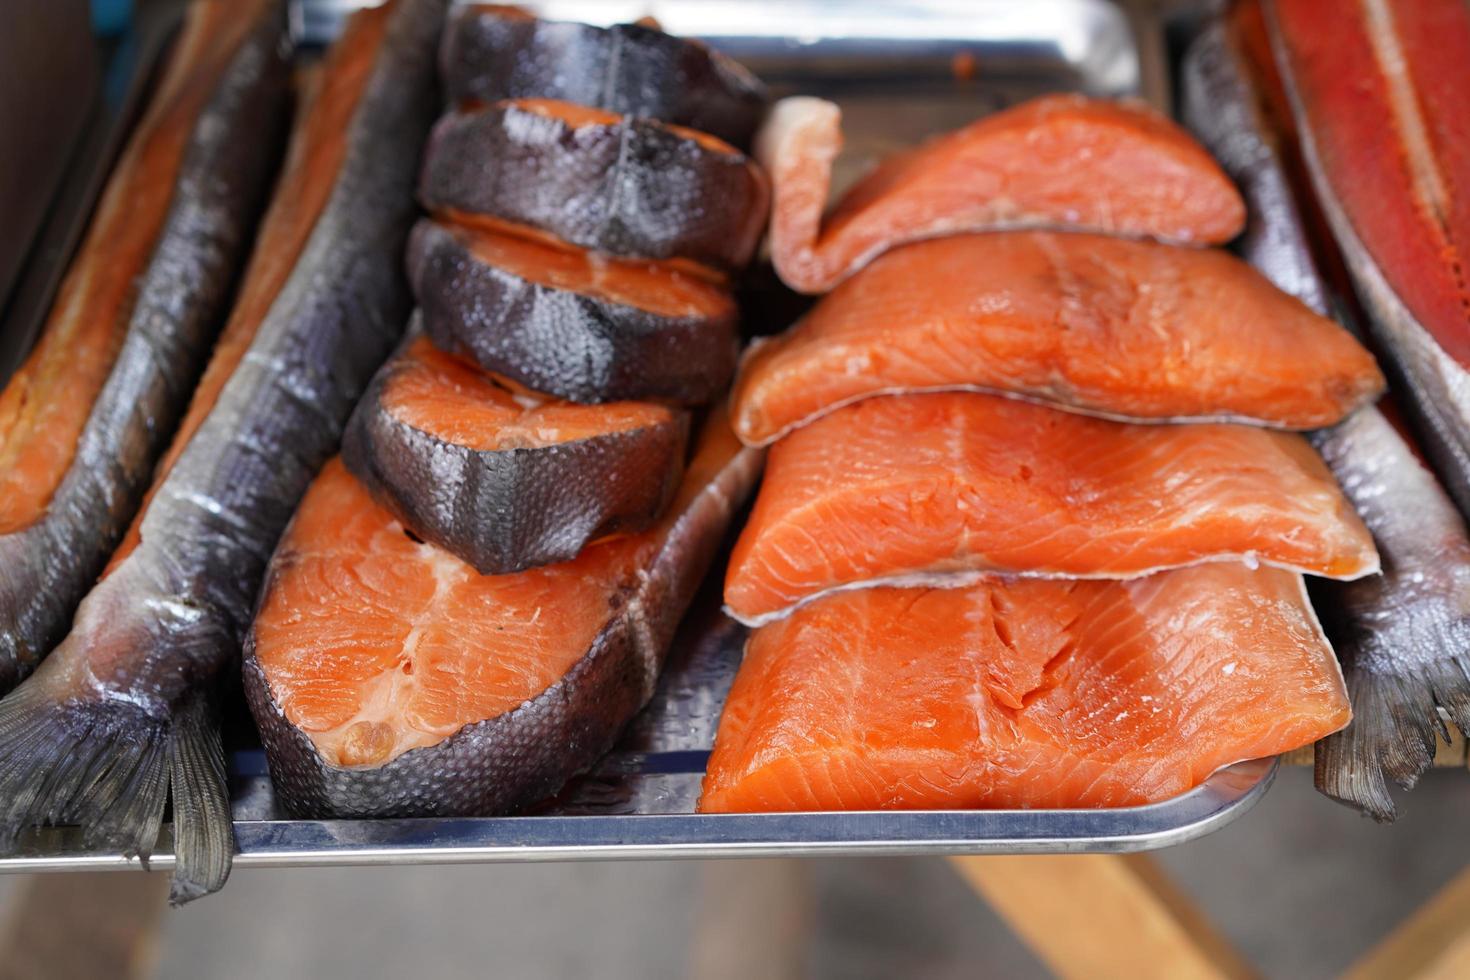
440, 5, 769, 150
0, 0, 446, 901
243, 415, 764, 818
1264, 0, 1470, 523
342, 328, 691, 575
0, 5, 291, 695
1310, 412, 1470, 820
410, 219, 739, 405
1182, 15, 1470, 821
420, 102, 769, 271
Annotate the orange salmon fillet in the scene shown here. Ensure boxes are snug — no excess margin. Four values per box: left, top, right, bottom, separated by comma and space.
724, 392, 1378, 625
701, 564, 1350, 812
731, 231, 1383, 445
759, 93, 1247, 294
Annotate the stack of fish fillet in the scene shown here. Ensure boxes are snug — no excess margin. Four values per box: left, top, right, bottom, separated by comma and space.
241, 5, 770, 821
700, 90, 1394, 814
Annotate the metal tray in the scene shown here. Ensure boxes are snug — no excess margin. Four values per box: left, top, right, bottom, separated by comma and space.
0, 0, 1276, 875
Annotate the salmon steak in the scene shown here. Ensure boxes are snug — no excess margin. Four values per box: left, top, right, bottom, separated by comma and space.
421, 100, 769, 272
0, 0, 445, 902
343, 331, 689, 575
758, 93, 1247, 294
409, 219, 738, 405
724, 392, 1378, 626
441, 5, 768, 150
1186, 3, 1470, 821
0, 0, 289, 694
1267, 0, 1470, 519
731, 231, 1382, 446
244, 412, 763, 818
700, 564, 1351, 812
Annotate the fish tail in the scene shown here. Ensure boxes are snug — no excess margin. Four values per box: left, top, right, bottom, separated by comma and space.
0, 683, 233, 902
0, 684, 169, 854
1313, 670, 1441, 822
166, 691, 233, 905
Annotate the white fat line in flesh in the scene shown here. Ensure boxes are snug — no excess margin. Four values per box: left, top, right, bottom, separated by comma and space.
600, 111, 635, 243
734, 382, 1322, 449
510, 391, 542, 411
626, 569, 659, 704
724, 550, 1381, 629
1359, 0, 1453, 228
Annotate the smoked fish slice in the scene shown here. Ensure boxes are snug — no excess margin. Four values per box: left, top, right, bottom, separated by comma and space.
0, 0, 290, 694
342, 330, 689, 574
700, 565, 1350, 812
421, 99, 769, 272
730, 230, 1382, 446
757, 93, 1247, 294
723, 391, 1378, 627
244, 411, 763, 818
0, 0, 445, 903
409, 218, 738, 405
1267, 0, 1470, 521
440, 5, 769, 150
1186, 3, 1470, 821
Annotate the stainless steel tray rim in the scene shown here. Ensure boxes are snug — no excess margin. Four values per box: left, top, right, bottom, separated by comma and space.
1, 759, 1275, 873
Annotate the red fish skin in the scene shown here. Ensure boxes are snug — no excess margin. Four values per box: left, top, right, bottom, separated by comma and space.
1268, 0, 1470, 366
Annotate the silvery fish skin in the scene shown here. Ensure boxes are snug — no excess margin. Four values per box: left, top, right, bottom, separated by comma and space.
1183, 15, 1470, 821
0, 4, 291, 694
0, 0, 446, 902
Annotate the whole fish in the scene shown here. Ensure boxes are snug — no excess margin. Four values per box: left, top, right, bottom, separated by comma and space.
0, 0, 290, 693
1182, 5, 1470, 820
1265, 0, 1470, 521
0, 0, 445, 901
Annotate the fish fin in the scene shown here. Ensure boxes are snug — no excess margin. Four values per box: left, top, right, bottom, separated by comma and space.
166, 691, 234, 905
1314, 667, 1452, 822
0, 684, 169, 858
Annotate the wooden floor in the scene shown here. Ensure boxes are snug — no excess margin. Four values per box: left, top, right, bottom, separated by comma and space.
0, 873, 170, 980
